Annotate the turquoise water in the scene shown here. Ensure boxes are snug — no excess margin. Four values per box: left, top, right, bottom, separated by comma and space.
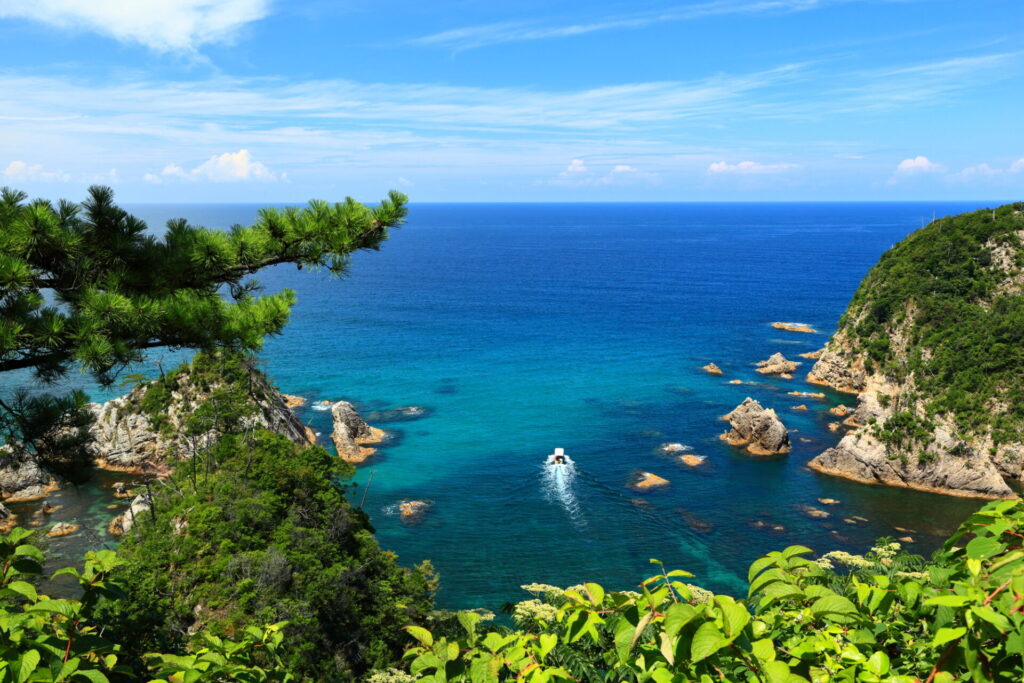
3, 202, 1002, 610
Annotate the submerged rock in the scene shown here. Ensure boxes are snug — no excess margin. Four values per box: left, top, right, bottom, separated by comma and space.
678, 454, 706, 467
720, 398, 791, 455
630, 472, 670, 490
756, 353, 799, 376
791, 404, 808, 411
46, 522, 79, 538
398, 500, 431, 521
659, 442, 689, 453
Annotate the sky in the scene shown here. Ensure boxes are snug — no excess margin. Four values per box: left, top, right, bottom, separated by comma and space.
0, 0, 1022, 202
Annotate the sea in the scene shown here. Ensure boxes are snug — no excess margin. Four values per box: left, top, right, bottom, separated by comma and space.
2, 201, 1005, 611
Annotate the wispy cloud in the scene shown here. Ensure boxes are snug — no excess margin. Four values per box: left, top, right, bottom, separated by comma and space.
410, 0, 870, 51
0, 0, 271, 52
2, 160, 70, 182
550, 159, 661, 187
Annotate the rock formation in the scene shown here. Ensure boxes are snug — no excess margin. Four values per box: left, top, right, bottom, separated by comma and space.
109, 493, 153, 536
330, 401, 386, 464
701, 363, 723, 375
805, 205, 1024, 499
720, 398, 791, 455
755, 353, 799, 375
87, 358, 315, 473
0, 445, 58, 502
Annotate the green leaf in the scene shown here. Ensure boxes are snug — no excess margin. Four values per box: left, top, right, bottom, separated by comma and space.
457, 611, 481, 638
781, 545, 814, 560
3, 580, 38, 602
931, 626, 966, 647
690, 622, 725, 662
536, 633, 557, 661
583, 582, 605, 606
404, 625, 434, 647
866, 651, 890, 676
28, 598, 80, 619
70, 670, 109, 683
762, 659, 791, 683
965, 536, 1004, 560
12, 650, 40, 683
926, 595, 972, 608
663, 602, 697, 637
809, 595, 859, 624
714, 596, 751, 639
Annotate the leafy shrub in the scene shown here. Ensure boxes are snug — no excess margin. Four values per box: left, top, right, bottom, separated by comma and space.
399, 499, 1024, 682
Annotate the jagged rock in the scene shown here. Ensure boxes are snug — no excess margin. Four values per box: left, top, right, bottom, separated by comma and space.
827, 422, 841, 432
281, 394, 306, 408
701, 363, 723, 376
330, 401, 386, 464
109, 493, 153, 536
799, 348, 825, 359
828, 404, 852, 417
0, 503, 15, 533
0, 444, 58, 502
87, 361, 315, 472
772, 322, 817, 333
756, 353, 799, 375
809, 429, 1013, 499
720, 398, 791, 455
791, 404, 808, 411
679, 454, 706, 467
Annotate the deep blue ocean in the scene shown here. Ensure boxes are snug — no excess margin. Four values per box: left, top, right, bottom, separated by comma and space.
3, 201, 1004, 611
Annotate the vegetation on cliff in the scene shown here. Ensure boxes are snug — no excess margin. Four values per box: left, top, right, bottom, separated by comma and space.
841, 202, 1024, 442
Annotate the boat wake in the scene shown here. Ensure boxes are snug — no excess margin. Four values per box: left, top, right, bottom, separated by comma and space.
542, 451, 586, 528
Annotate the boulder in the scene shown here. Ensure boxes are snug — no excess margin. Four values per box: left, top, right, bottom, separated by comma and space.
0, 444, 58, 502
678, 454, 706, 467
109, 493, 153, 536
47, 522, 79, 538
398, 500, 431, 521
756, 353, 799, 375
330, 401, 386, 464
720, 398, 791, 455
701, 363, 723, 376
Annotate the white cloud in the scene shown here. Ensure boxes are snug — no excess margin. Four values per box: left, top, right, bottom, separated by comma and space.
0, 0, 271, 52
951, 157, 1024, 182
707, 160, 798, 175
894, 156, 943, 175
146, 150, 281, 183
552, 160, 659, 187
2, 160, 70, 181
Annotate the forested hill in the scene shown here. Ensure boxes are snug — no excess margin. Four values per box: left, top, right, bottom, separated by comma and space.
807, 202, 1024, 498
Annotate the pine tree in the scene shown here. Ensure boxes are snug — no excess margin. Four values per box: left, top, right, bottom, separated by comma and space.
0, 184, 407, 457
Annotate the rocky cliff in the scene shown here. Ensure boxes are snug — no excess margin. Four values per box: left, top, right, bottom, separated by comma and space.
331, 401, 387, 463
807, 203, 1024, 499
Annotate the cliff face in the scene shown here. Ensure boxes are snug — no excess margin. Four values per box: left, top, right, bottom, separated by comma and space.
87, 353, 315, 473
807, 204, 1024, 499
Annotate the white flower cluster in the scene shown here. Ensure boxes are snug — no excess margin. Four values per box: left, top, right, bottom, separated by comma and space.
365, 668, 416, 683
817, 551, 872, 569
870, 542, 902, 560
512, 599, 560, 626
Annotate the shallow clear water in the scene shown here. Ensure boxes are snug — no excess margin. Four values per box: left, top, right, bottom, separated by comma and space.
3, 201, 1001, 610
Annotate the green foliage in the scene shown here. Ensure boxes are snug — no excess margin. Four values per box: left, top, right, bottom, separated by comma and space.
1, 527, 298, 681
100, 428, 436, 681
400, 500, 1024, 682
0, 527, 131, 682
841, 203, 1024, 440
0, 184, 406, 449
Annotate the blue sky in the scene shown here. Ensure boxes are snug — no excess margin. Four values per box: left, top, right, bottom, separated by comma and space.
0, 0, 1022, 202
